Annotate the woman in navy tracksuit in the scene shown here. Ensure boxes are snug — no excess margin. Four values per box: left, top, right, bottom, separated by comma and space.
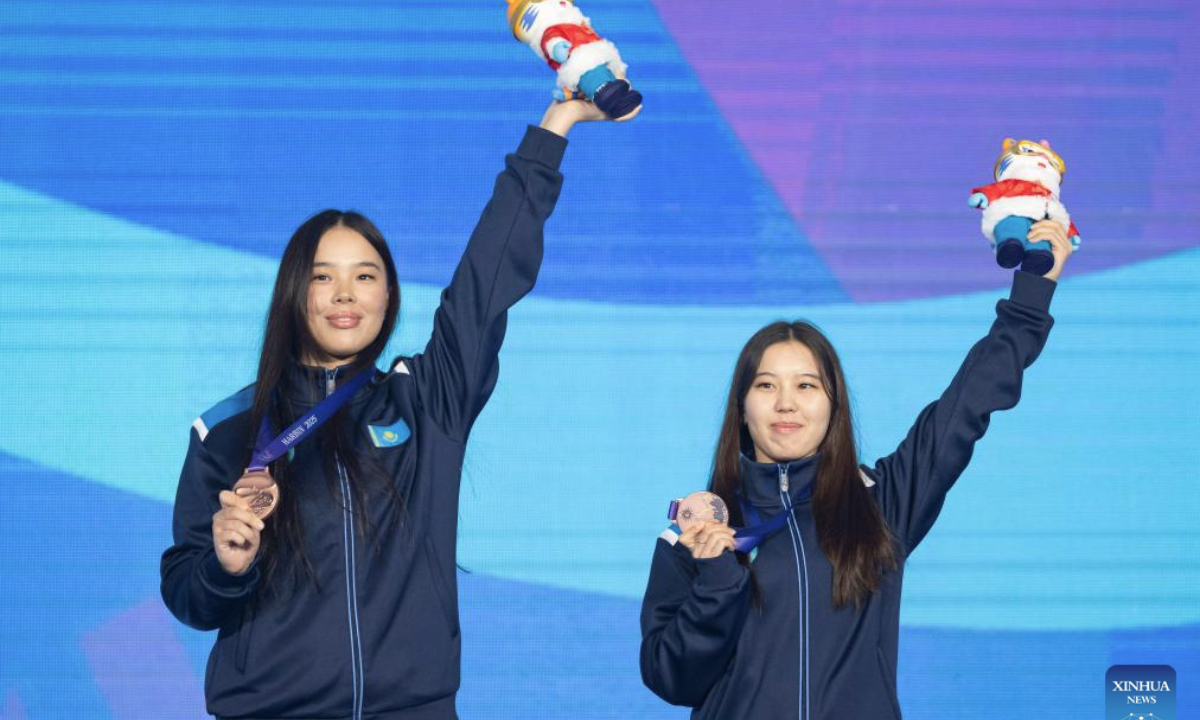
160, 102, 618, 720
640, 220, 1074, 720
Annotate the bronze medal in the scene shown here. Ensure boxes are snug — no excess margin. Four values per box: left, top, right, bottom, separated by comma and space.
674, 491, 729, 532
233, 468, 279, 520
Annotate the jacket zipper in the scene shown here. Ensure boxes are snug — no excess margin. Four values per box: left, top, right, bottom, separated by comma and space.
779, 464, 809, 720
328, 367, 365, 720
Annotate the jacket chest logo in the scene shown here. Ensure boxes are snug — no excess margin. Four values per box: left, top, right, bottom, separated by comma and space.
367, 419, 411, 448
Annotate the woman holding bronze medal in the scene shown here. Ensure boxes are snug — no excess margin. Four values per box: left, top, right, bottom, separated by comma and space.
160, 99, 625, 720
640, 223, 1075, 719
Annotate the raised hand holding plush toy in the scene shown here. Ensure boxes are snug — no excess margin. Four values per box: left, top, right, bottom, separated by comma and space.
507, 0, 643, 120
970, 138, 1081, 276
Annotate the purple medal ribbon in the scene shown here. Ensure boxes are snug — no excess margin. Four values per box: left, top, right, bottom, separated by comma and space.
732, 485, 812, 553
248, 367, 375, 471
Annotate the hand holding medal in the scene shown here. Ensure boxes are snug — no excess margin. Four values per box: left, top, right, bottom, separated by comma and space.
670, 492, 737, 560
667, 489, 808, 560
213, 488, 266, 575
209, 368, 375, 574
233, 468, 279, 519
211, 469, 279, 575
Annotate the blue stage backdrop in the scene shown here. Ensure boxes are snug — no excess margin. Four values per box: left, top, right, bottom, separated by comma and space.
2, 1, 1198, 718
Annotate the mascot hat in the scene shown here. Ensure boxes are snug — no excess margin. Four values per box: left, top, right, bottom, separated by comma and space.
507, 0, 543, 42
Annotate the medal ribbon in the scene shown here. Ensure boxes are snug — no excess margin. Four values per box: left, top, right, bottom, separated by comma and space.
732, 484, 813, 553
248, 367, 375, 471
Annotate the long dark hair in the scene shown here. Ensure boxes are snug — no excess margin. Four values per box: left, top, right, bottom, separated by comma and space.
248, 209, 402, 593
709, 321, 897, 608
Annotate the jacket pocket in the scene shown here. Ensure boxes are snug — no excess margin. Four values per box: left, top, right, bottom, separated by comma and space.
422, 538, 459, 638
234, 606, 255, 673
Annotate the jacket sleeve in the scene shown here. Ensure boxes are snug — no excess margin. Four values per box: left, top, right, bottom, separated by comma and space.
639, 540, 751, 707
405, 125, 566, 441
869, 271, 1056, 552
160, 428, 260, 631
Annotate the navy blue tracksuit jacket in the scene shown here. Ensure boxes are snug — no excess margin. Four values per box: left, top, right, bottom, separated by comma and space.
161, 126, 566, 720
640, 271, 1057, 719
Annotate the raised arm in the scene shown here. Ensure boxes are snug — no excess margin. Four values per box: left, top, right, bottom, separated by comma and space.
869, 271, 1054, 551
869, 220, 1073, 551
403, 101, 612, 440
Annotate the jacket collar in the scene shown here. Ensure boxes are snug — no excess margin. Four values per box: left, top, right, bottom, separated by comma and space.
282, 360, 375, 406
739, 453, 819, 509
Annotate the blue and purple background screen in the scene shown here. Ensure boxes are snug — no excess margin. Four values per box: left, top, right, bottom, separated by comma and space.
2, 1, 1198, 718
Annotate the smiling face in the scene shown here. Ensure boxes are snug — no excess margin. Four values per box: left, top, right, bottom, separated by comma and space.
1000, 152, 1063, 193
995, 139, 1065, 193
742, 340, 832, 464
302, 226, 389, 368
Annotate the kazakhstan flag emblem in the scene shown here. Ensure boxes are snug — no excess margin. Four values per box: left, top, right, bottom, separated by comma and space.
368, 419, 411, 448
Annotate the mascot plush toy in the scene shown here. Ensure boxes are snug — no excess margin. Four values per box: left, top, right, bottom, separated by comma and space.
507, 0, 643, 120
969, 138, 1081, 276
